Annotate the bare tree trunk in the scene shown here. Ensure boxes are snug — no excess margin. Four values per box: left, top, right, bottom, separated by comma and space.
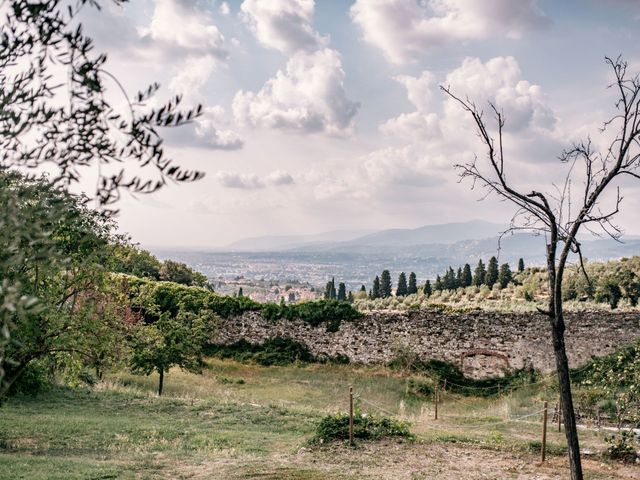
550, 313, 583, 480
158, 368, 164, 396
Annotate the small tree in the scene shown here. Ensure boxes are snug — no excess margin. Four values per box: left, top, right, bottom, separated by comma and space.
498, 263, 513, 289
518, 258, 525, 273
380, 270, 392, 298
371, 276, 381, 299
443, 56, 640, 479
396, 272, 408, 296
434, 275, 443, 291
407, 272, 418, 295
423, 280, 432, 297
337, 282, 347, 301
130, 312, 208, 395
238, 287, 244, 297
485, 257, 499, 288
473, 259, 486, 286
324, 278, 337, 300
462, 264, 473, 287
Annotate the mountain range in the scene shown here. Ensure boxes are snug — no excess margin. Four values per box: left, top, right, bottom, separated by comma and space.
223, 220, 640, 266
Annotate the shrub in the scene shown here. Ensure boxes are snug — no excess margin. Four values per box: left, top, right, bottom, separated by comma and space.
205, 337, 316, 366
7, 361, 50, 397
310, 412, 413, 444
406, 378, 433, 397
605, 430, 638, 463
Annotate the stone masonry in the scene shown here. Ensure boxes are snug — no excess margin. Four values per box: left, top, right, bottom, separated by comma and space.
210, 310, 640, 378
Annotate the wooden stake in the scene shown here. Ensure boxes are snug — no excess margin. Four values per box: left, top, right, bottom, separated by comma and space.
557, 396, 562, 432
541, 400, 548, 463
434, 383, 439, 420
349, 386, 354, 446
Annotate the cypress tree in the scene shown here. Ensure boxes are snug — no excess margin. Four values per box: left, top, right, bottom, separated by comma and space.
337, 282, 347, 301
498, 263, 512, 289
372, 276, 381, 299
434, 275, 442, 291
436, 267, 451, 290
359, 284, 366, 292
408, 272, 418, 295
462, 263, 472, 287
486, 256, 499, 288
473, 259, 486, 286
396, 272, 408, 296
444, 267, 457, 289
331, 277, 336, 299
423, 280, 432, 297
324, 281, 332, 299
456, 267, 463, 288
380, 270, 392, 298
518, 258, 525, 272
347, 291, 354, 303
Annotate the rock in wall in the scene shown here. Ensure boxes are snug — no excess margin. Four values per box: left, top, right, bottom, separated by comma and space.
210, 310, 640, 378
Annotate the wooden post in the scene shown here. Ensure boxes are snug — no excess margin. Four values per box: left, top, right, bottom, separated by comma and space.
557, 396, 562, 432
541, 400, 548, 463
434, 383, 439, 420
349, 386, 354, 446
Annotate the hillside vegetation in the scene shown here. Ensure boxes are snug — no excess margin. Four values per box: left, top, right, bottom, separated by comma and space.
353, 257, 640, 313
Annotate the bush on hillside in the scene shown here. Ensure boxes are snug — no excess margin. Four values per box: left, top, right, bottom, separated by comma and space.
310, 412, 413, 445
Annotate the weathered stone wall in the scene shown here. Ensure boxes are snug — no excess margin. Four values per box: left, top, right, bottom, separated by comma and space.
210, 310, 640, 378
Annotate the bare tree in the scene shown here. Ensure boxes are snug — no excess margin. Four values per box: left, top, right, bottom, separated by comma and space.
442, 56, 640, 480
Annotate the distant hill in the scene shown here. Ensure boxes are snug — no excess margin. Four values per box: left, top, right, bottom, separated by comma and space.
224, 220, 640, 265
224, 229, 375, 252
339, 220, 506, 247
226, 220, 506, 252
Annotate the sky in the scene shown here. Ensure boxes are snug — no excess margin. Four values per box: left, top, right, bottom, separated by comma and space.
80, 0, 640, 248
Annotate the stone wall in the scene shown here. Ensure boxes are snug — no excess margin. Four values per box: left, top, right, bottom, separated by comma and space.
210, 310, 640, 378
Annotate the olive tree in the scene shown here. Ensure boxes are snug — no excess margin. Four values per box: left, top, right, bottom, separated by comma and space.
442, 56, 640, 480
0, 0, 205, 388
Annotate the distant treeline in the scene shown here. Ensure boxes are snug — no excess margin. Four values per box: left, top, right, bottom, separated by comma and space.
324, 257, 525, 301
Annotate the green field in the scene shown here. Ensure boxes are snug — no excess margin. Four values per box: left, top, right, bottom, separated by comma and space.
0, 360, 635, 479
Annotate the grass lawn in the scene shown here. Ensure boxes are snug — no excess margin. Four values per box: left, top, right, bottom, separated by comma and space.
0, 360, 635, 479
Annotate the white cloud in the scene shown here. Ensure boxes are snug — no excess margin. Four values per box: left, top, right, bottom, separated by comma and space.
141, 0, 227, 58
350, 0, 550, 64
217, 172, 265, 189
163, 106, 244, 150
361, 145, 446, 187
217, 170, 295, 189
239, 0, 325, 53
442, 56, 556, 133
380, 72, 440, 140
266, 170, 295, 185
168, 55, 217, 98
232, 48, 359, 135
219, 1, 230, 16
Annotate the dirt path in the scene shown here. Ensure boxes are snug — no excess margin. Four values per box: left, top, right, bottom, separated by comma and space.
173, 441, 639, 479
